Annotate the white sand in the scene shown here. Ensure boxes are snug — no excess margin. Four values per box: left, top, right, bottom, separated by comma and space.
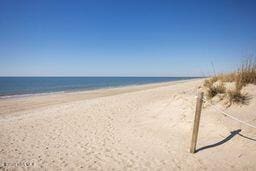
0, 79, 256, 170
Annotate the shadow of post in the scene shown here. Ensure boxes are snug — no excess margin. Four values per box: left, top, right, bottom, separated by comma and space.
196, 129, 241, 153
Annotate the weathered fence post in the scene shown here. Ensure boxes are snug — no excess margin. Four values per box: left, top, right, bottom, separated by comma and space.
190, 92, 204, 153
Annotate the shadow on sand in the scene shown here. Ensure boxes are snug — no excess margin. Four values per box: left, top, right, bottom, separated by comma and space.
196, 129, 241, 153
196, 129, 256, 153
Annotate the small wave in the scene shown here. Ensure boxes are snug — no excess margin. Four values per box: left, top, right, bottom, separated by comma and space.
0, 91, 66, 99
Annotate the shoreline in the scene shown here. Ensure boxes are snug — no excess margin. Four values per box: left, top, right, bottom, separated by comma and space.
0, 78, 200, 100
0, 78, 201, 117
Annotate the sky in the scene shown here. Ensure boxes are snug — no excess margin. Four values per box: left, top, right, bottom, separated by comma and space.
0, 0, 256, 77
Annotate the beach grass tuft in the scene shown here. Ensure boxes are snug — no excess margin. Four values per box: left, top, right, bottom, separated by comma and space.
206, 82, 226, 99
204, 58, 256, 105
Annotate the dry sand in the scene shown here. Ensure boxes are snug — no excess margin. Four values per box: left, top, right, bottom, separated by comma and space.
0, 79, 256, 170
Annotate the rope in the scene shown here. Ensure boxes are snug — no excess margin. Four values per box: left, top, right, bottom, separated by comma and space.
201, 97, 256, 129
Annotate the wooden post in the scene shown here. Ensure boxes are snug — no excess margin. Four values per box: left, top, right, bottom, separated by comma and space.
190, 92, 204, 153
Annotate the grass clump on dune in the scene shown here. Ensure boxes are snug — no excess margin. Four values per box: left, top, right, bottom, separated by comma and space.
236, 58, 256, 86
204, 58, 255, 105
205, 82, 226, 99
226, 89, 247, 105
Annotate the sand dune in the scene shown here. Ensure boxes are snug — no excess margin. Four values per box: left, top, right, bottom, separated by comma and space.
0, 79, 256, 170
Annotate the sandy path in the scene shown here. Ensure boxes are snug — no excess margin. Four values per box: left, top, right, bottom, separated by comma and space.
0, 79, 255, 170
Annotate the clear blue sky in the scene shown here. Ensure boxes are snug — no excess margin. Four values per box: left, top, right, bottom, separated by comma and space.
0, 0, 256, 76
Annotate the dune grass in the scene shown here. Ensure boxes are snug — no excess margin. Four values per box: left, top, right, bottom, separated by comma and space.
205, 82, 226, 99
204, 58, 256, 105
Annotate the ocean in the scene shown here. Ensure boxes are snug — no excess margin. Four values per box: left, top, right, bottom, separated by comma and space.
0, 77, 197, 97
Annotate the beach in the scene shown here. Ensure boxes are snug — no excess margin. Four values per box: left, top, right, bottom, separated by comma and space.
1, 79, 256, 170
